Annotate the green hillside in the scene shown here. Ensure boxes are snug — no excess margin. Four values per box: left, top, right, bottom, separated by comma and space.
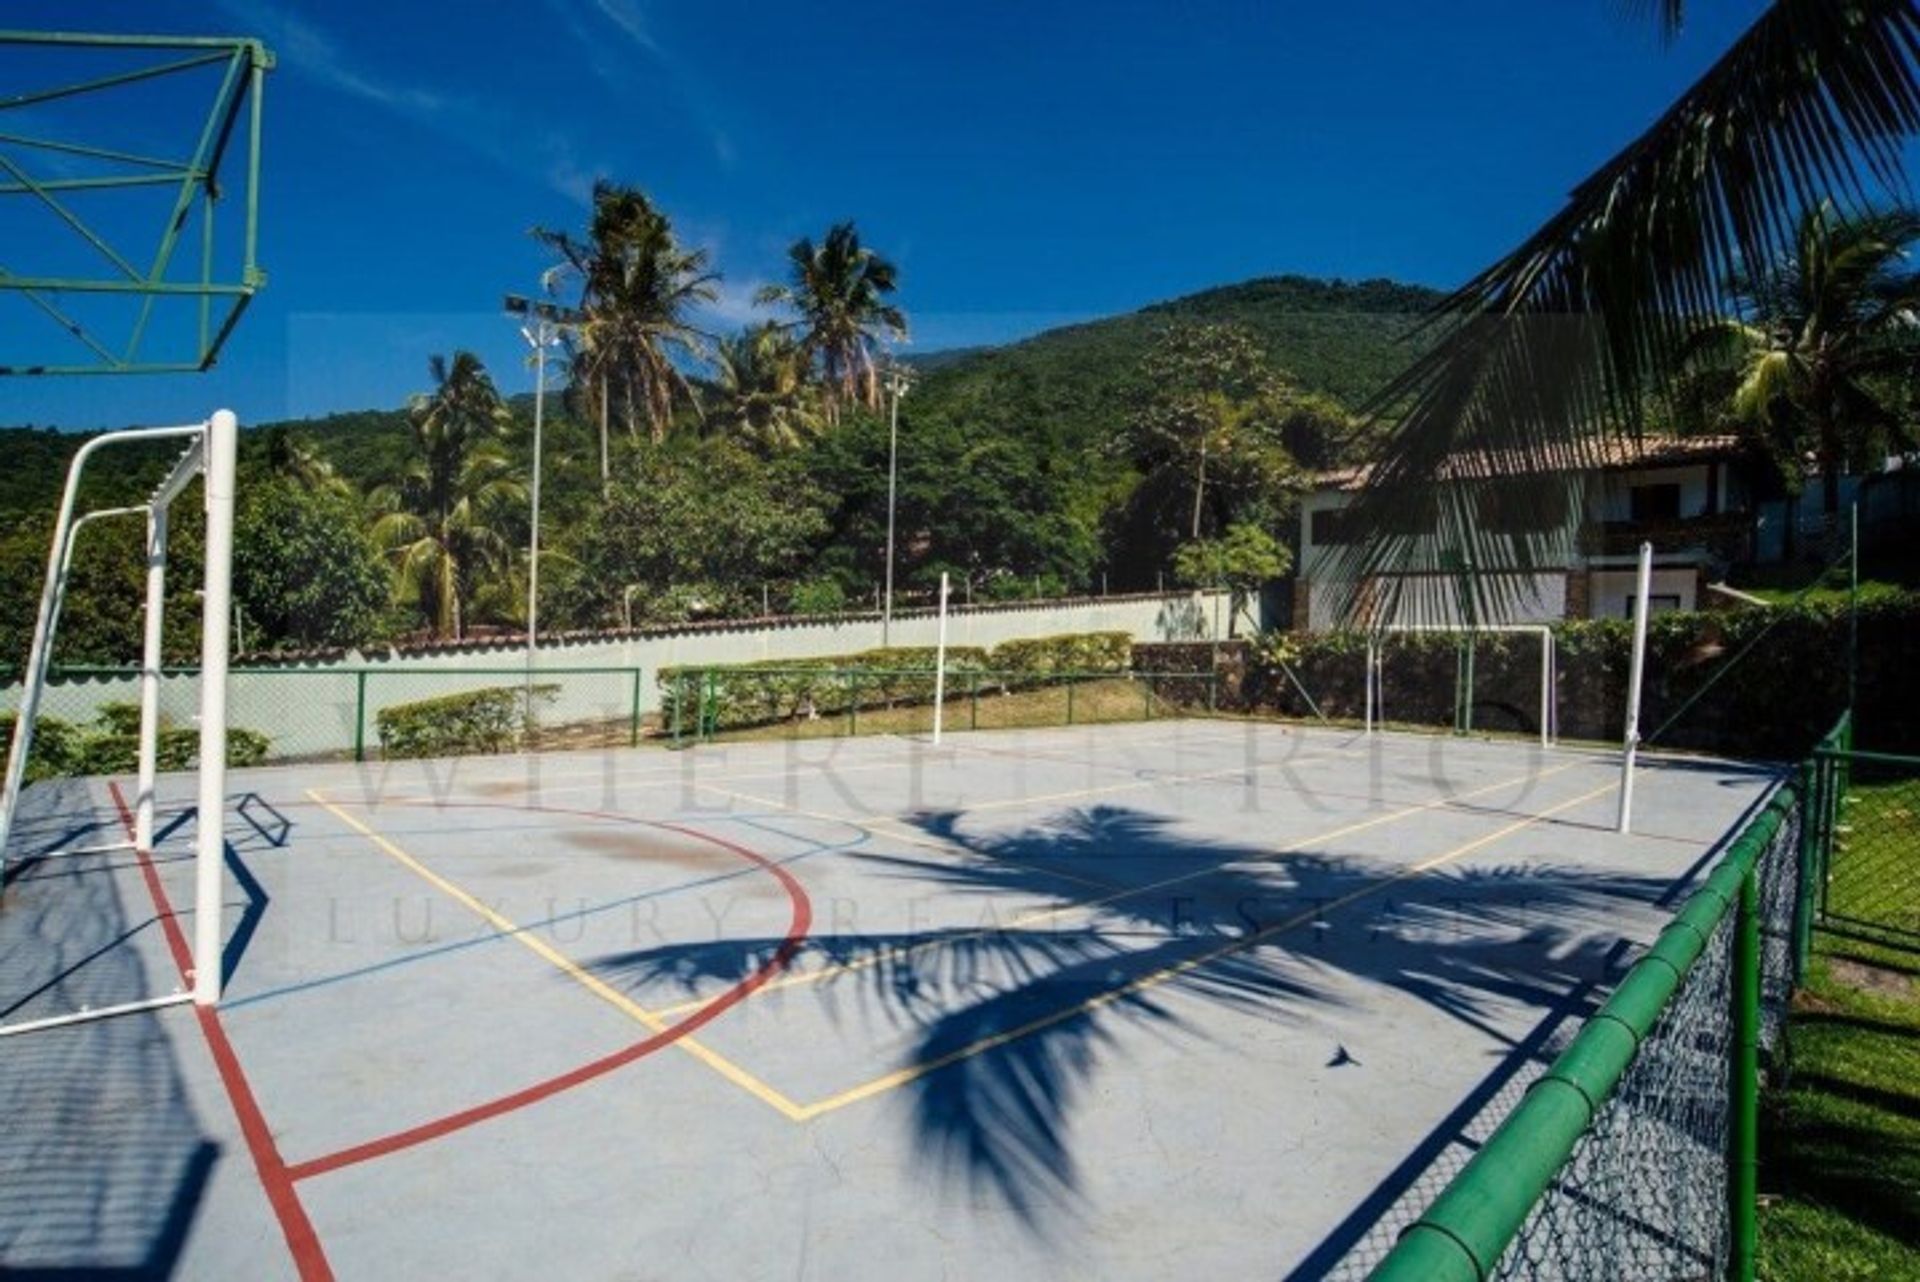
0, 273, 1440, 661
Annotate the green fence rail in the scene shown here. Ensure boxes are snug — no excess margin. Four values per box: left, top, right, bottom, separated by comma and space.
1809, 712, 1920, 948
661, 667, 1221, 747
1367, 753, 1815, 1281
0, 664, 649, 767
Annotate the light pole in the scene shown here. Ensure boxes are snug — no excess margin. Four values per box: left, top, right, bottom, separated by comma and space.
881, 362, 913, 646
504, 294, 578, 673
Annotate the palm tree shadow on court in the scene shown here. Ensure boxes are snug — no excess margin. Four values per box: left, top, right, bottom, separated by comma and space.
583, 803, 1678, 1234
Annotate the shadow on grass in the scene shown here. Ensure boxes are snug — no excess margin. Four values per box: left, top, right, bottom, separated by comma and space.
584, 802, 1673, 1235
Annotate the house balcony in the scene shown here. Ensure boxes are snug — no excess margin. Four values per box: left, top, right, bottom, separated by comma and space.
1580, 513, 1752, 562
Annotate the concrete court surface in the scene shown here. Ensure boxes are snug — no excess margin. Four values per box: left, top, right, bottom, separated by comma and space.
0, 720, 1781, 1280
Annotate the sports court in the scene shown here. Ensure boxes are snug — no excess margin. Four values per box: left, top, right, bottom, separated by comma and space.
2, 719, 1779, 1279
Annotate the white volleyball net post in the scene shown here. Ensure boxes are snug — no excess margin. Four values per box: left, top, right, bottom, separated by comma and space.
0, 409, 238, 1035
1616, 541, 1654, 834
931, 572, 951, 746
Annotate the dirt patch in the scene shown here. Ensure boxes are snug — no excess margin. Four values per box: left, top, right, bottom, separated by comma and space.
1828, 956, 1916, 999
467, 779, 529, 797
558, 828, 717, 870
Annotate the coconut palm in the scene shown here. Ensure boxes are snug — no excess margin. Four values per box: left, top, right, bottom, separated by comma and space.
371, 352, 526, 640
1332, 0, 1920, 624
534, 182, 719, 477
708, 323, 825, 451
755, 221, 907, 421
1699, 201, 1920, 517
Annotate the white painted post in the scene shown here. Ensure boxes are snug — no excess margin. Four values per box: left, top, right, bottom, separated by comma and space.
1364, 638, 1375, 734
1617, 541, 1653, 834
932, 572, 950, 746
1538, 628, 1551, 749
193, 411, 237, 1005
135, 504, 168, 851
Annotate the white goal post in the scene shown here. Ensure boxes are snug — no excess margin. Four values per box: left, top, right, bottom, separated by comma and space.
0, 410, 238, 1036
1365, 623, 1558, 748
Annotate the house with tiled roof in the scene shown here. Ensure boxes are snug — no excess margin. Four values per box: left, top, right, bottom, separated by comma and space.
1293, 435, 1755, 630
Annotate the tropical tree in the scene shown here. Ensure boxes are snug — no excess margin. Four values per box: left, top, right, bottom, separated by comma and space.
371, 352, 526, 640
1694, 201, 1920, 517
756, 221, 907, 421
234, 480, 388, 650
1120, 324, 1304, 541
1172, 522, 1293, 637
708, 323, 824, 451
1334, 0, 1920, 622
258, 425, 349, 494
534, 181, 719, 477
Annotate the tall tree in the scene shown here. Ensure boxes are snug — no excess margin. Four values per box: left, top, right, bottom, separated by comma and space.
756, 221, 907, 421
371, 353, 526, 640
1334, 0, 1920, 623
708, 323, 825, 451
1120, 324, 1304, 542
534, 182, 719, 477
1699, 202, 1920, 516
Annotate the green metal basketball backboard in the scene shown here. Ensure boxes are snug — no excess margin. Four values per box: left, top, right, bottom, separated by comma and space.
0, 31, 272, 375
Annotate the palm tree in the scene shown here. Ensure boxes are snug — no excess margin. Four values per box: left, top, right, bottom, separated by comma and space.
708, 323, 825, 450
1699, 201, 1920, 517
371, 352, 526, 640
260, 425, 348, 494
534, 182, 719, 478
1332, 0, 1920, 623
756, 221, 907, 421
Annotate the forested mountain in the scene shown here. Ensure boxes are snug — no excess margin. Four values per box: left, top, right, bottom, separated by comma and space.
0, 274, 1439, 661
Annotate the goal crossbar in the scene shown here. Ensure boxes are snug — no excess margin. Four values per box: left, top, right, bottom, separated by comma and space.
0, 410, 238, 1036
1365, 624, 1558, 747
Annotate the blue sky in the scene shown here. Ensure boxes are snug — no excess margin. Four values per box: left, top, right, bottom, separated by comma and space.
1, 0, 1771, 430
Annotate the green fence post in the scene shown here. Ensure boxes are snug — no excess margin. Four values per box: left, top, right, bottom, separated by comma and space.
629, 668, 643, 747
1795, 764, 1817, 979
352, 670, 369, 763
849, 673, 860, 737
1067, 677, 1076, 727
671, 672, 684, 748
702, 670, 716, 743
970, 671, 979, 731
1208, 670, 1218, 715
1730, 865, 1761, 1282
1145, 674, 1154, 721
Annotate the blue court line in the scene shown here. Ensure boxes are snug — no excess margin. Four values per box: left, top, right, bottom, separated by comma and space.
218, 812, 868, 1013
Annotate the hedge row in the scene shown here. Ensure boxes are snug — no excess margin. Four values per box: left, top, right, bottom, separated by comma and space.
1145, 594, 1920, 758
376, 684, 558, 759
659, 632, 1133, 734
1, 703, 270, 781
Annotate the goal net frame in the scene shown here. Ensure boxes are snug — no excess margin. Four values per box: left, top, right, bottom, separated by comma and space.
0, 410, 237, 1035
1364, 623, 1558, 748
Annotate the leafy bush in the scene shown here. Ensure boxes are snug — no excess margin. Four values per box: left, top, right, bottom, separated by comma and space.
657, 632, 1135, 734
1148, 593, 1920, 757
376, 685, 557, 760
789, 579, 847, 615
1, 708, 271, 778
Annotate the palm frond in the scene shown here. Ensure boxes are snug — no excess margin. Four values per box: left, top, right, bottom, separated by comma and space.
1331, 0, 1920, 625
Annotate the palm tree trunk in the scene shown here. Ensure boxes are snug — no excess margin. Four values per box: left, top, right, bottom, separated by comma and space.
599, 371, 610, 494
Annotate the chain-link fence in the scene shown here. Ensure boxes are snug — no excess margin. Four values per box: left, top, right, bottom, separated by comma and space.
1811, 727, 1920, 948
661, 667, 1221, 747
1365, 772, 1808, 1282
1, 664, 649, 769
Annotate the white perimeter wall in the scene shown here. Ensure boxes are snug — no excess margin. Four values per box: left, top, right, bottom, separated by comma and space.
3, 592, 1227, 762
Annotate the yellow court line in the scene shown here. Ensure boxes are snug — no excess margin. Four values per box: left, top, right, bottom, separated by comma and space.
305, 789, 812, 1122
786, 775, 1622, 1120
653, 756, 1589, 1018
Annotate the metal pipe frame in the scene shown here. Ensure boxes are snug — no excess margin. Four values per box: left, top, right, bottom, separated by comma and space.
1374, 623, 1557, 748
0, 31, 272, 374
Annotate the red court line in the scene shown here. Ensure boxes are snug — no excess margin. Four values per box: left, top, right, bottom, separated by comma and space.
283, 804, 812, 1182
107, 781, 335, 1282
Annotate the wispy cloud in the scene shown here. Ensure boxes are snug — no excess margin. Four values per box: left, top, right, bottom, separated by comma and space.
542, 0, 738, 170
216, 0, 604, 204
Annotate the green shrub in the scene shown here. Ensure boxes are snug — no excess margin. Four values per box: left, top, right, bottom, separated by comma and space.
0, 713, 81, 782
656, 631, 1135, 734
376, 685, 557, 760
5, 708, 273, 778
789, 579, 847, 615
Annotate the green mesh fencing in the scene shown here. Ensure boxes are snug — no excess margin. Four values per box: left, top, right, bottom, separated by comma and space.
0, 664, 650, 769
1357, 773, 1809, 1282
1811, 726, 1920, 948
660, 667, 1220, 747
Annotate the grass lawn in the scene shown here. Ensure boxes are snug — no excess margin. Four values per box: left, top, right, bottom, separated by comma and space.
1736, 550, 1920, 607
1760, 774, 1920, 1279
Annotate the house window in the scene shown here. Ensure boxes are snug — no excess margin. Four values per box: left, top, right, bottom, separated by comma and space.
1311, 508, 1354, 545
1477, 480, 1569, 534
1629, 483, 1682, 522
